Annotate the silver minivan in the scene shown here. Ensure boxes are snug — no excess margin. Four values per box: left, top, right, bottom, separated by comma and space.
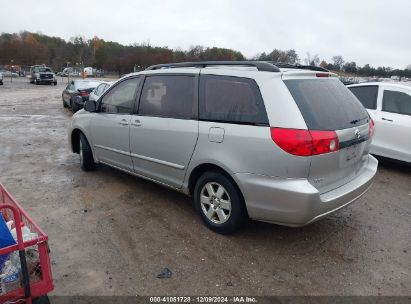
68, 61, 378, 234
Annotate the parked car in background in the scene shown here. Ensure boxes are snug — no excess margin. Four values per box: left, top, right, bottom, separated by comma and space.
83, 67, 104, 77
89, 81, 113, 101
62, 80, 103, 112
68, 61, 377, 234
348, 82, 411, 163
29, 65, 57, 85
0, 72, 3, 85
0, 70, 18, 78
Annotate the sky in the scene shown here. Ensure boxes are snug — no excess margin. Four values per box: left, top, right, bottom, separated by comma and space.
1, 0, 410, 69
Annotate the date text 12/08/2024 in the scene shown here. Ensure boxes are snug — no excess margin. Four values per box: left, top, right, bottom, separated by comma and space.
149, 296, 257, 303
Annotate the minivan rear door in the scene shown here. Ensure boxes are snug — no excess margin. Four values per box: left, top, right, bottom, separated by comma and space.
284, 76, 372, 193
130, 73, 199, 189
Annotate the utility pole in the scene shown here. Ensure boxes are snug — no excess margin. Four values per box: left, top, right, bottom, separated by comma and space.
67, 61, 70, 84
10, 59, 14, 83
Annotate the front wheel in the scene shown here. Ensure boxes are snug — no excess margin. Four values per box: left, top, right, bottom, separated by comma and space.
194, 171, 246, 234
79, 133, 95, 171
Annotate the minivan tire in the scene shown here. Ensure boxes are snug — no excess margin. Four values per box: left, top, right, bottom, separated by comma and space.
194, 171, 246, 234
79, 133, 95, 171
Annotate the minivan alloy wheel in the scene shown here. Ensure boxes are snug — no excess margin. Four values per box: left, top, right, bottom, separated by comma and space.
200, 182, 232, 224
79, 133, 95, 171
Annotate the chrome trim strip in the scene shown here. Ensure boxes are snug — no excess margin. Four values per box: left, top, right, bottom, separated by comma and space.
99, 160, 183, 192
94, 144, 130, 156
130, 153, 185, 170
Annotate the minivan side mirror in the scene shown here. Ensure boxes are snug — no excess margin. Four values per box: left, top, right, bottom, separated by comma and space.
84, 99, 97, 112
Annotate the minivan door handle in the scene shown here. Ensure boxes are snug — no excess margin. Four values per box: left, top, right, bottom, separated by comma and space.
119, 119, 129, 126
381, 117, 393, 122
131, 119, 142, 127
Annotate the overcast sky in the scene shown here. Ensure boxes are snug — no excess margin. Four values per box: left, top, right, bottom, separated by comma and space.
1, 0, 410, 69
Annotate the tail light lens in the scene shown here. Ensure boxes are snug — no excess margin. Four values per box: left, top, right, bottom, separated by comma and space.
270, 128, 339, 156
369, 119, 375, 138
79, 90, 89, 97
316, 73, 330, 78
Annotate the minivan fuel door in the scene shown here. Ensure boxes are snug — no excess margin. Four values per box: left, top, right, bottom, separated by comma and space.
208, 127, 225, 143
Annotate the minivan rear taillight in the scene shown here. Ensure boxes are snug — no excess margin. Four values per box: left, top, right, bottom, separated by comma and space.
270, 128, 339, 156
369, 119, 375, 138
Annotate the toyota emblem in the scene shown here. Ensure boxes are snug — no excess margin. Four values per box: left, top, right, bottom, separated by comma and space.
354, 129, 361, 139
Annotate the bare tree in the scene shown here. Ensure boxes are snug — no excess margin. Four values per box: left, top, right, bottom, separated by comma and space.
304, 52, 320, 66
331, 55, 344, 70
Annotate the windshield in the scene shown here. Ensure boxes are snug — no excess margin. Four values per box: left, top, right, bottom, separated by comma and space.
284, 78, 369, 130
37, 67, 51, 72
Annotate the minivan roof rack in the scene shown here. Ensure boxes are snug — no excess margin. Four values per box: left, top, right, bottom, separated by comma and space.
270, 62, 329, 72
146, 61, 281, 72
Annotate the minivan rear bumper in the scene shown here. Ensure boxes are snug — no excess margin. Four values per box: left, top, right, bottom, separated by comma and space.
234, 154, 378, 227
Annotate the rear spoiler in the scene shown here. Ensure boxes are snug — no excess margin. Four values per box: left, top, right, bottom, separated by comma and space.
269, 62, 329, 72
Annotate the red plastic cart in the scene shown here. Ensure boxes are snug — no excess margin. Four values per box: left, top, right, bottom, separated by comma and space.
0, 183, 53, 304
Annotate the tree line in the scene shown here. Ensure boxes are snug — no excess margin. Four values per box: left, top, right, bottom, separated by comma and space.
1, 31, 410, 78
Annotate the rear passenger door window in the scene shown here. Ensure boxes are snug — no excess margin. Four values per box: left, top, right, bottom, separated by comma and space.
100, 77, 140, 114
348, 86, 378, 110
138, 75, 196, 119
199, 75, 268, 125
382, 90, 411, 116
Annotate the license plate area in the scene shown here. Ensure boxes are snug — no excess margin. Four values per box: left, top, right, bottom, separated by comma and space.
340, 144, 362, 168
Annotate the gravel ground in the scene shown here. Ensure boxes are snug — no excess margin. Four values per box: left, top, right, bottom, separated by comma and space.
0, 78, 410, 296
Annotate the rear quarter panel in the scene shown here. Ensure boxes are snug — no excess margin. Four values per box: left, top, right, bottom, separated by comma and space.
184, 69, 311, 190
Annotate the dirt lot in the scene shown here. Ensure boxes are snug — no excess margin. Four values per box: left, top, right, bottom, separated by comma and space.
0, 77, 410, 296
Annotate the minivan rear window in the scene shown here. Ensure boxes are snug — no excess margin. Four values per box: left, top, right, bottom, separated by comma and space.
284, 79, 369, 130
199, 75, 268, 125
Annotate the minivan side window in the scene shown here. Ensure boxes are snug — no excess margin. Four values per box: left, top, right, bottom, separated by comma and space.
348, 86, 378, 110
138, 75, 196, 119
199, 75, 268, 125
382, 90, 411, 116
100, 77, 140, 114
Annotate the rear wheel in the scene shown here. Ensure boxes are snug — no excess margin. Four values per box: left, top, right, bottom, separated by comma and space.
70, 98, 79, 112
79, 133, 95, 171
194, 171, 246, 234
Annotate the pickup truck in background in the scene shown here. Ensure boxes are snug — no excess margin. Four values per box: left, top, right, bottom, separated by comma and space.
29, 65, 57, 85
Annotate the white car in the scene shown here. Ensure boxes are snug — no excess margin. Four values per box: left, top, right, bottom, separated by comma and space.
89, 81, 113, 102
348, 82, 411, 163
